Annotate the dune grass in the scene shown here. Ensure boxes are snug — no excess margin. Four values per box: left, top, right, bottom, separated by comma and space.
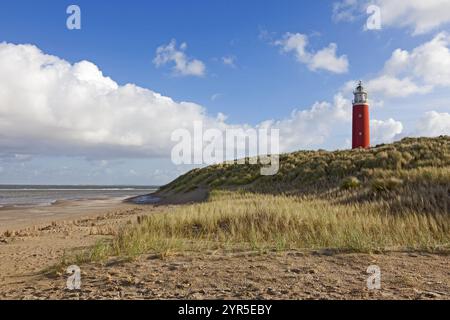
80, 190, 450, 262
162, 136, 449, 196
71, 137, 449, 263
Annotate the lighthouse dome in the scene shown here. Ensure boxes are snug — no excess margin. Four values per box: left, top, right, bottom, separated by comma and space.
353, 81, 368, 104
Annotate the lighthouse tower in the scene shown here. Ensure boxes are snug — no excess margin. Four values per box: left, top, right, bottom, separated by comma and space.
352, 81, 370, 149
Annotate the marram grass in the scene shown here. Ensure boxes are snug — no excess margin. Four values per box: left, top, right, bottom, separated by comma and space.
84, 190, 449, 261
73, 137, 449, 262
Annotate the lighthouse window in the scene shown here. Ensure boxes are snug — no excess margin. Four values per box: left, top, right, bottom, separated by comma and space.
359, 132, 362, 136
359, 113, 362, 118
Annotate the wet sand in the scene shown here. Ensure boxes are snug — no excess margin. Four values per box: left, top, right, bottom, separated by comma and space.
0, 198, 133, 233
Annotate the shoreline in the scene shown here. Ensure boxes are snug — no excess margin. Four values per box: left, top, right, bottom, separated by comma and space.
0, 198, 138, 234
0, 185, 158, 211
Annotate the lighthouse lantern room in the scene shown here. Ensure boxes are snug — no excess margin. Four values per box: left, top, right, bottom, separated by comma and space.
352, 81, 370, 149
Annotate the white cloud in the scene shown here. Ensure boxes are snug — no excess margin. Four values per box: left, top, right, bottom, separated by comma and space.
0, 42, 361, 160
309, 43, 350, 74
222, 55, 236, 68
333, 0, 450, 35
347, 33, 450, 98
370, 118, 403, 144
0, 42, 215, 158
0, 41, 425, 166
374, 0, 450, 35
153, 40, 206, 77
274, 33, 349, 74
268, 93, 353, 151
413, 111, 450, 137
382, 33, 450, 88
332, 0, 361, 22
366, 75, 432, 98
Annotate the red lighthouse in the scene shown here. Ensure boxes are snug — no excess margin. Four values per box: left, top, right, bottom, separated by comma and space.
352, 81, 370, 149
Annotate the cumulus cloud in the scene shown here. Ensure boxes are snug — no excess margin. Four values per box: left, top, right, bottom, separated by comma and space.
0, 42, 358, 160
413, 111, 450, 137
269, 93, 351, 150
274, 33, 349, 74
0, 42, 215, 158
384, 33, 450, 87
370, 118, 403, 144
333, 0, 450, 35
0, 42, 425, 166
373, 0, 450, 35
366, 75, 432, 98
344, 33, 450, 99
153, 40, 206, 77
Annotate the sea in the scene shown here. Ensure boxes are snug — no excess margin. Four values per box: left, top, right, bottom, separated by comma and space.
0, 185, 159, 208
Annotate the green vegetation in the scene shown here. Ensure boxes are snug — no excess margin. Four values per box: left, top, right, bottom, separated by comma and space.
77, 137, 450, 262
340, 176, 361, 190
162, 136, 450, 214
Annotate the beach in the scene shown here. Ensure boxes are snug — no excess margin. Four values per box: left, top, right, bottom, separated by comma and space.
0, 199, 449, 300
0, 185, 157, 232
0, 198, 127, 233
0, 198, 153, 296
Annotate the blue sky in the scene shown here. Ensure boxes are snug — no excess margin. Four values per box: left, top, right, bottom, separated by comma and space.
0, 0, 415, 122
0, 1, 449, 185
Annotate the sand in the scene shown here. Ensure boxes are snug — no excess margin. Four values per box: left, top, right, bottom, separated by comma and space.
0, 200, 154, 292
0, 201, 449, 300
0, 198, 134, 233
